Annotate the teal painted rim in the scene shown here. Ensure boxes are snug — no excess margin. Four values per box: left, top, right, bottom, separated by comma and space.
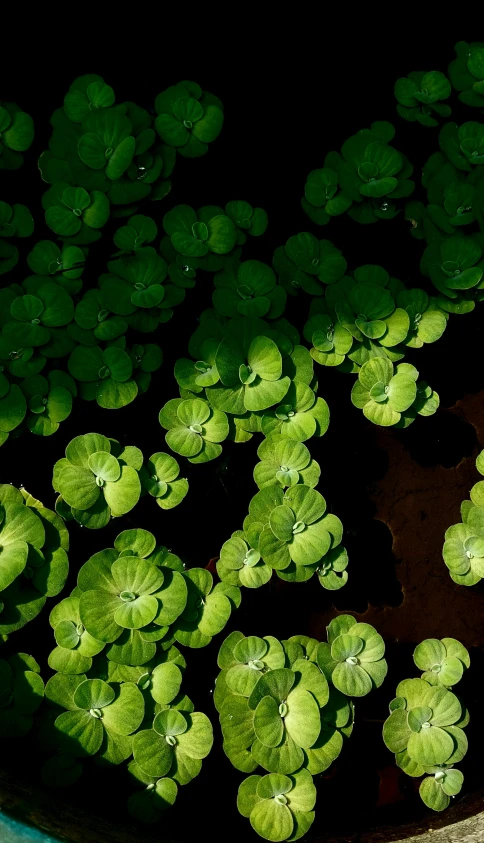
0, 812, 63, 843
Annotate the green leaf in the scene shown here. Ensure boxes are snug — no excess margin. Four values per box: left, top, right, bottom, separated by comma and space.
74, 679, 115, 710
248, 337, 282, 381
133, 729, 173, 778
103, 465, 141, 517
250, 796, 293, 842
102, 682, 144, 735
55, 465, 99, 510
419, 776, 450, 812
254, 696, 285, 747
407, 725, 454, 766
55, 709, 103, 757
284, 688, 321, 748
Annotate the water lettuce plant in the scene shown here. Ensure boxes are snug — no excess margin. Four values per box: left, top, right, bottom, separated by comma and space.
128, 689, 213, 822
302, 121, 414, 226
273, 232, 347, 295
317, 615, 387, 697
155, 81, 224, 157
140, 452, 189, 510
163, 204, 236, 257
442, 448, 484, 584
413, 638, 470, 688
225, 201, 268, 244
132, 707, 213, 788
53, 677, 145, 759
212, 330, 291, 414
301, 168, 352, 227
213, 260, 285, 319
68, 339, 140, 409
48, 593, 105, 675
253, 436, 321, 490
76, 535, 187, 663
216, 534, 272, 589
0, 74, 229, 447
215, 629, 362, 840
0, 485, 69, 634
448, 41, 484, 108
159, 397, 229, 463
170, 569, 240, 649
351, 359, 439, 428
237, 769, 316, 842
394, 71, 452, 127
382, 641, 470, 814
52, 433, 142, 528
0, 102, 34, 170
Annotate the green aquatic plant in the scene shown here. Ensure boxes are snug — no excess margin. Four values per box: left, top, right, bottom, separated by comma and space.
48, 590, 105, 676
76, 542, 187, 661
163, 204, 236, 257
260, 383, 329, 442
20, 371, 76, 437
317, 615, 387, 697
132, 707, 213, 786
43, 183, 110, 241
394, 71, 452, 126
225, 201, 268, 244
170, 569, 240, 649
448, 41, 484, 108
0, 485, 69, 634
238, 769, 316, 842
213, 259, 285, 320
140, 452, 188, 510
237, 483, 347, 590
48, 675, 145, 761
413, 638, 470, 688
52, 433, 142, 528
351, 359, 439, 428
159, 397, 229, 463
273, 233, 347, 295
216, 534, 272, 589
217, 473, 348, 592
253, 436, 320, 491
309, 121, 414, 225
67, 339, 139, 409
0, 102, 34, 169
215, 630, 355, 840
155, 80, 224, 157
442, 448, 484, 584
382, 664, 469, 813
301, 167, 352, 227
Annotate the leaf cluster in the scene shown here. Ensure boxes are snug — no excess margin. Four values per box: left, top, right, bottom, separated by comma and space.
301, 121, 414, 226
383, 636, 470, 812
0, 101, 34, 170
215, 629, 357, 840
0, 485, 69, 635
0, 74, 231, 445
442, 448, 484, 585
52, 433, 143, 528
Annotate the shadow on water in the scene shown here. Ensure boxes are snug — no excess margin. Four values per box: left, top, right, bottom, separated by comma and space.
395, 411, 478, 470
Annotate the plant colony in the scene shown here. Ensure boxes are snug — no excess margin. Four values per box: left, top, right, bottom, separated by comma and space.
1, 40, 483, 840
